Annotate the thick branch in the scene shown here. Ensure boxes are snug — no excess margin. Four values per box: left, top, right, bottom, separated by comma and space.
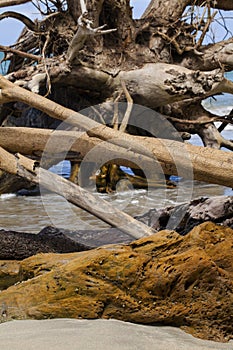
117, 63, 233, 108
181, 38, 233, 71
0, 76, 233, 188
0, 0, 30, 7
8, 61, 233, 107
0, 146, 154, 238
0, 44, 41, 62
0, 11, 39, 32
143, 0, 233, 22
198, 123, 233, 151
0, 127, 158, 171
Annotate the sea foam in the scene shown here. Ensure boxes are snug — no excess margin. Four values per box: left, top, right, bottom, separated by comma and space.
0, 193, 16, 200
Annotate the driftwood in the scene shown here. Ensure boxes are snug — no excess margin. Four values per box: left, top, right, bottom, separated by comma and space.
0, 146, 154, 238
0, 78, 233, 189
1, 0, 233, 152
0, 195, 232, 260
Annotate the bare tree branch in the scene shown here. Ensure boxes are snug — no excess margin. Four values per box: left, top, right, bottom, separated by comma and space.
0, 44, 41, 62
0, 0, 30, 8
67, 0, 116, 63
143, 0, 233, 21
0, 11, 40, 32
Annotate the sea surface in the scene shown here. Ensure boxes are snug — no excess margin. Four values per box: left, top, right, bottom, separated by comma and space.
1, 132, 232, 233
0, 58, 232, 233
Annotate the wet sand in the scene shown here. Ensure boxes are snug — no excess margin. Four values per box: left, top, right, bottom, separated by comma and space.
0, 319, 232, 350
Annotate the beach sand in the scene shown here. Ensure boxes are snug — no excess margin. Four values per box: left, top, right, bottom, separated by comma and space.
0, 319, 232, 350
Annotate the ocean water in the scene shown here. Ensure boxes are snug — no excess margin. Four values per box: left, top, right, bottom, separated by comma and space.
0, 54, 232, 232
0, 52, 9, 75
202, 71, 233, 117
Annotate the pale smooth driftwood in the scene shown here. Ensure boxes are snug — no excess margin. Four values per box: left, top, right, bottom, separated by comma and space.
0, 146, 154, 239
1, 76, 233, 188
1, 126, 233, 188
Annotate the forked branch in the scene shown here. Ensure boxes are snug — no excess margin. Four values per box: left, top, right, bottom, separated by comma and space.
67, 0, 116, 63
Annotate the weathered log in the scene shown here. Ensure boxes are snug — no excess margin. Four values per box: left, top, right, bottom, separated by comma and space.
0, 146, 154, 238
1, 76, 233, 188
1, 0, 233, 152
2, 63, 233, 107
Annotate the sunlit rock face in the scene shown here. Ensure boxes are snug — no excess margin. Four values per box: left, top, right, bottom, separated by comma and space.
0, 222, 232, 342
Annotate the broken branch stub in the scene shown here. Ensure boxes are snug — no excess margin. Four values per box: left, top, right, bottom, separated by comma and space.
67, 2, 117, 63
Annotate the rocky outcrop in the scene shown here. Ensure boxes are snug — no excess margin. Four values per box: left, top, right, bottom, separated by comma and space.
0, 226, 93, 260
137, 195, 233, 234
0, 222, 232, 342
1, 195, 232, 260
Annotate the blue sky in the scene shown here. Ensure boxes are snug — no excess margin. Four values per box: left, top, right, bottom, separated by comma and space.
0, 1, 232, 46
0, 1, 150, 45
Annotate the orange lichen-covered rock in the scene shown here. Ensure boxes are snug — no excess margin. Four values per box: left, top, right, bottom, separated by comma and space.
0, 260, 20, 290
0, 222, 232, 342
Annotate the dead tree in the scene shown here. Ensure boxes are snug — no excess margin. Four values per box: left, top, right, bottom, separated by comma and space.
0, 0, 233, 194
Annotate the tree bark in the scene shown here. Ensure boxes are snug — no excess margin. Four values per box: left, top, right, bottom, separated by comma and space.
0, 0, 30, 7
181, 38, 233, 71
143, 0, 233, 21
0, 0, 233, 196
1, 75, 233, 188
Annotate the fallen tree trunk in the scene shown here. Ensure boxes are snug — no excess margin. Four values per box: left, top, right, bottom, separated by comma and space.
1, 120, 233, 188
0, 146, 154, 238
1, 0, 233, 170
